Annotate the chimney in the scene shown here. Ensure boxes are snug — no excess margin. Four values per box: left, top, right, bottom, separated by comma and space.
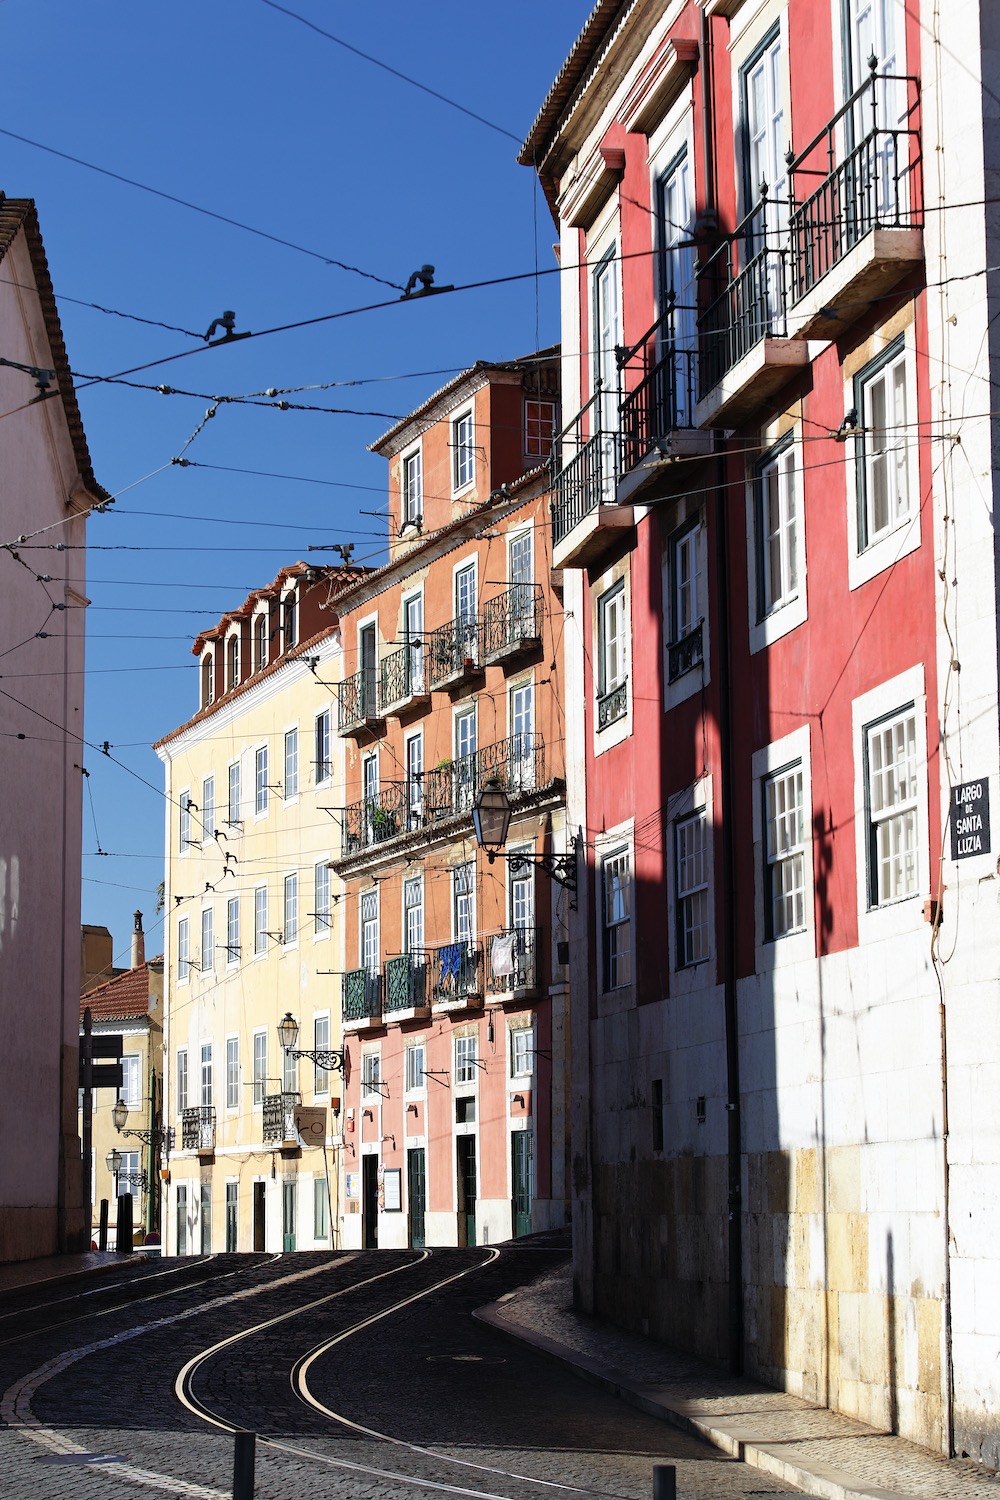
132, 909, 145, 969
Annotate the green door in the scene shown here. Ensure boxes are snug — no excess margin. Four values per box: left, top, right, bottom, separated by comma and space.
225, 1182, 238, 1252
512, 1130, 532, 1238
456, 1136, 477, 1247
282, 1180, 296, 1251
407, 1148, 426, 1249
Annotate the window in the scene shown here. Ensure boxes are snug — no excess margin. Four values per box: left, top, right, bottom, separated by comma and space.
511, 1028, 532, 1078
601, 848, 631, 990
405, 1043, 425, 1092
455, 1034, 477, 1086
283, 873, 298, 946
255, 745, 269, 816
314, 1177, 329, 1240
200, 1043, 213, 1108
856, 339, 910, 549
254, 886, 267, 956
226, 1037, 239, 1109
177, 1049, 188, 1114
201, 907, 214, 972
226, 1181, 238, 1251
121, 1053, 141, 1108
179, 791, 192, 853
667, 521, 703, 681
200, 1183, 211, 1254
226, 897, 239, 964
524, 399, 556, 458
284, 728, 299, 799
315, 710, 331, 784
227, 761, 241, 824
176, 1184, 188, 1255
361, 888, 379, 974
454, 862, 475, 945
764, 764, 807, 939
177, 917, 190, 982
403, 592, 424, 694
226, 634, 239, 692
404, 876, 424, 955
452, 409, 474, 490
361, 1051, 381, 1099
201, 652, 214, 708
454, 561, 477, 658
592, 244, 621, 493
253, 1031, 267, 1107
402, 448, 422, 524
656, 149, 697, 421
756, 443, 798, 617
866, 707, 919, 906
509, 682, 535, 790
597, 582, 627, 730
405, 732, 423, 828
742, 27, 786, 252
283, 590, 297, 650
313, 1014, 330, 1095
314, 862, 331, 935
676, 812, 709, 967
254, 613, 267, 672
202, 776, 215, 839
282, 1034, 297, 1093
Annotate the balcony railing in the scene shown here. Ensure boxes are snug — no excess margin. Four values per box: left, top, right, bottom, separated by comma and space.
430, 939, 482, 1006
485, 926, 540, 997
379, 643, 427, 714
338, 665, 380, 735
427, 616, 481, 690
480, 585, 542, 663
262, 1091, 299, 1143
697, 196, 790, 396
342, 967, 383, 1025
181, 1105, 216, 1152
341, 784, 409, 857
618, 305, 698, 473
788, 65, 921, 305
597, 681, 627, 730
668, 621, 704, 683
550, 387, 614, 547
384, 953, 429, 1015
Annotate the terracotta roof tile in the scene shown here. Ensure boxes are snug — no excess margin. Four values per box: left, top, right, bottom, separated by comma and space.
81, 962, 155, 1022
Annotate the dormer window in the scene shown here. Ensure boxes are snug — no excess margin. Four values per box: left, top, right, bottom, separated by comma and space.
201, 652, 214, 708
226, 635, 239, 692
283, 591, 297, 652
525, 398, 557, 459
253, 613, 267, 672
402, 447, 422, 529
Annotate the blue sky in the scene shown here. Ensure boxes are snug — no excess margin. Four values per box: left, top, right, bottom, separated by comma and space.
1, 1, 586, 966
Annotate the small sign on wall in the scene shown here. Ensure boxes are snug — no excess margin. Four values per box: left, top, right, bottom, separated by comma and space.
383, 1168, 402, 1212
951, 778, 991, 859
345, 1171, 359, 1200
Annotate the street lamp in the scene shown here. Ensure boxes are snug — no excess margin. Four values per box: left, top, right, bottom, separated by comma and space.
278, 1012, 345, 1073
113, 1103, 175, 1155
471, 778, 579, 893
106, 1147, 122, 1196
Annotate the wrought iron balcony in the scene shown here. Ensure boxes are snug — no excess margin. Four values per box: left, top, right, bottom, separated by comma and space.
429, 939, 482, 1009
341, 784, 409, 857
383, 953, 429, 1017
338, 665, 382, 738
668, 621, 704, 683
787, 64, 922, 337
379, 643, 428, 716
427, 616, 482, 691
597, 681, 627, 730
550, 389, 633, 568
480, 585, 542, 664
618, 305, 703, 484
342, 966, 383, 1027
181, 1105, 216, 1153
262, 1091, 299, 1143
484, 925, 540, 997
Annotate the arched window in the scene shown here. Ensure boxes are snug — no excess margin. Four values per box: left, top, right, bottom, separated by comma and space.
283, 591, 297, 651
201, 652, 214, 708
254, 614, 267, 672
227, 635, 239, 692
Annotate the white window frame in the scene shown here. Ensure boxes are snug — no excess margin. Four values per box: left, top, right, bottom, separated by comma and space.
314, 1176, 329, 1240
452, 408, 475, 492
596, 581, 627, 731
401, 444, 423, 525
598, 840, 633, 997
283, 872, 298, 948
665, 779, 714, 993
253, 885, 268, 958
226, 632, 240, 692
747, 433, 807, 652
361, 1050, 381, 1100
405, 1042, 426, 1094
226, 896, 239, 966
282, 588, 298, 652
313, 860, 331, 939
227, 760, 241, 825
176, 1048, 189, 1114
255, 744, 269, 818
179, 789, 192, 855
675, 811, 710, 969
593, 562, 632, 753
313, 1013, 331, 1096
200, 1042, 213, 1109
121, 1053, 141, 1109
454, 1034, 477, 1088
405, 730, 424, 828
226, 1036, 239, 1111
284, 726, 299, 801
253, 611, 268, 672
846, 328, 921, 589
510, 1025, 533, 1079
201, 776, 215, 842
201, 650, 215, 708
252, 1030, 267, 1109
403, 873, 424, 957
200, 906, 214, 973
177, 917, 191, 984
752, 725, 815, 969
314, 707, 332, 786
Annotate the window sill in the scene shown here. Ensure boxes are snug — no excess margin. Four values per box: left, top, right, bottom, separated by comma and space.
749, 591, 807, 654
849, 511, 921, 591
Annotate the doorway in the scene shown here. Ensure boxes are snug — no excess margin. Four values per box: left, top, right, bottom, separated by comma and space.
456, 1135, 477, 1247
252, 1180, 265, 1251
282, 1179, 297, 1251
407, 1148, 426, 1249
362, 1154, 379, 1248
512, 1130, 532, 1238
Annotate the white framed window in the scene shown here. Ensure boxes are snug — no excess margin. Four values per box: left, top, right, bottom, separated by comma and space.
675, 811, 709, 968
283, 873, 298, 946
200, 1043, 213, 1108
597, 581, 628, 732
252, 1030, 267, 1107
601, 846, 631, 992
227, 761, 241, 825
284, 727, 299, 800
176, 1049, 188, 1114
524, 399, 556, 459
176, 1183, 188, 1255
226, 897, 239, 965
452, 408, 475, 491
764, 763, 807, 939
201, 652, 214, 708
866, 706, 919, 906
402, 447, 422, 524
453, 862, 475, 945
202, 776, 215, 840
253, 612, 267, 672
405, 731, 423, 828
405, 1042, 425, 1093
858, 342, 910, 546
226, 633, 239, 692
179, 790, 192, 853
314, 861, 331, 936
226, 1037, 239, 1110
592, 243, 621, 494
254, 886, 268, 957
748, 434, 806, 650
361, 1051, 381, 1099
315, 709, 331, 785
177, 917, 190, 983
510, 1027, 533, 1078
509, 680, 535, 791
404, 875, 424, 955
255, 744, 269, 816
454, 707, 477, 812
313, 1013, 330, 1095
314, 1177, 329, 1240
283, 589, 297, 651
121, 1053, 141, 1108
455, 1034, 477, 1087
201, 907, 214, 972
361, 888, 380, 973
282, 1034, 297, 1093
665, 517, 706, 693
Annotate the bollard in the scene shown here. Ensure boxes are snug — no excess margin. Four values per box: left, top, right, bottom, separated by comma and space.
98, 1200, 109, 1253
115, 1192, 133, 1254
653, 1464, 676, 1500
233, 1429, 256, 1499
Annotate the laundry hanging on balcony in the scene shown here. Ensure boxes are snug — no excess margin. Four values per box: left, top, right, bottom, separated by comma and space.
491, 932, 516, 977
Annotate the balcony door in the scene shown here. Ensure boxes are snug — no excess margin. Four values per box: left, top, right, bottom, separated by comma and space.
404, 592, 424, 693
656, 151, 696, 425
509, 530, 533, 635
512, 1130, 532, 1238
743, 29, 787, 335
592, 246, 620, 497
360, 623, 377, 716
408, 1148, 426, 1249
455, 562, 477, 660
845, 0, 904, 221
282, 1180, 296, 1251
361, 890, 380, 1001
509, 683, 534, 792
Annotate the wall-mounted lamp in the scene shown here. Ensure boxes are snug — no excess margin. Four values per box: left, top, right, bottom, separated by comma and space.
472, 778, 579, 897
277, 1011, 345, 1073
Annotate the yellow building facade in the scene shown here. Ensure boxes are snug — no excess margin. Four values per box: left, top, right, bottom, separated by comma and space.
155, 565, 355, 1254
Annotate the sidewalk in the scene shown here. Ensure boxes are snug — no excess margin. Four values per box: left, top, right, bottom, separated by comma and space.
0, 1251, 133, 1298
477, 1261, 1000, 1500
